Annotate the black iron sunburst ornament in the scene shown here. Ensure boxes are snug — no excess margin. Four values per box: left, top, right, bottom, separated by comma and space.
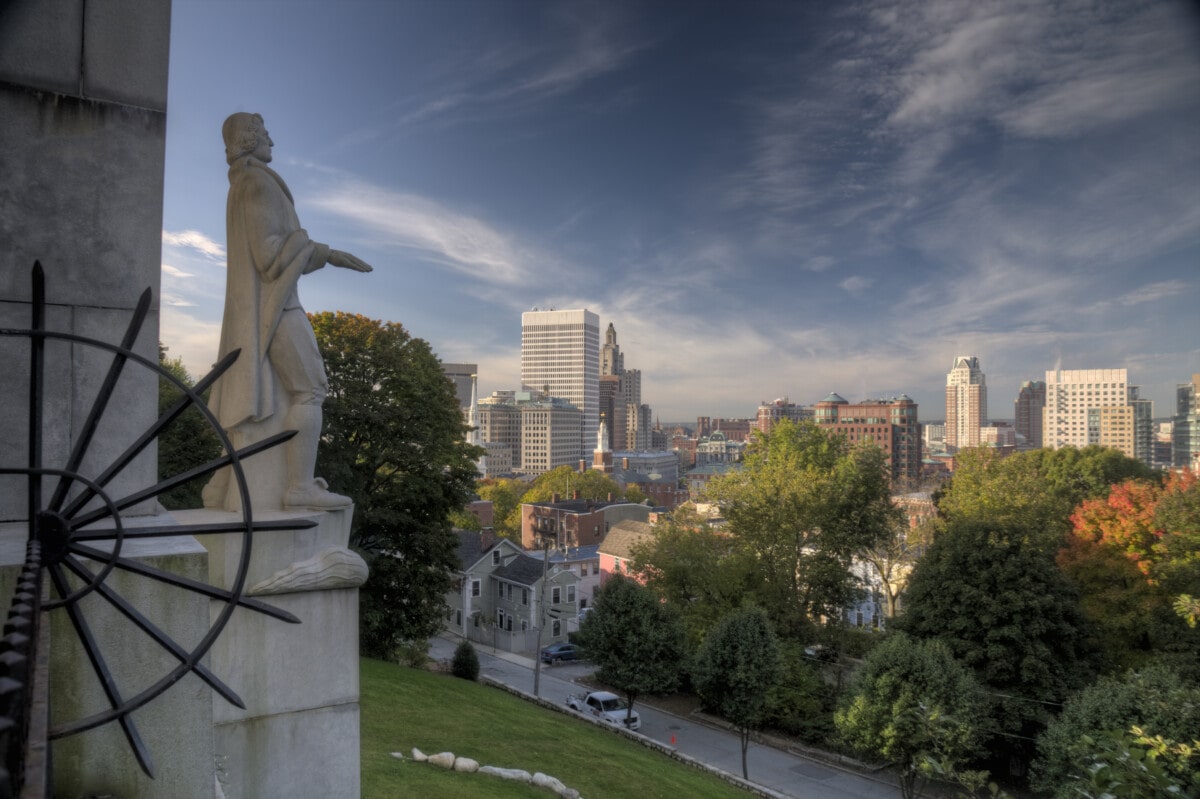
0, 263, 314, 789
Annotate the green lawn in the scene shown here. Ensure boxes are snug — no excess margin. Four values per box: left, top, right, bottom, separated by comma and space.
361, 658, 754, 799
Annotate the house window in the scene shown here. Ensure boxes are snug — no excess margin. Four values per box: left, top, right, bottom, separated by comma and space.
473, 614, 479, 628
521, 620, 528, 631
455, 610, 462, 627
580, 597, 588, 610
471, 580, 480, 597
552, 619, 561, 637
506, 616, 513, 632
507, 584, 513, 600
522, 588, 529, 605
552, 586, 561, 604
492, 549, 500, 565
567, 585, 576, 603
497, 610, 505, 629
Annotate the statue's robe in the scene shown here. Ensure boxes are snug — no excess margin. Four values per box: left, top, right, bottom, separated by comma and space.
208, 156, 330, 429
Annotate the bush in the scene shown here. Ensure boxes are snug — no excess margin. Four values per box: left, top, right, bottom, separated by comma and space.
765, 641, 835, 743
451, 639, 480, 681
395, 639, 429, 668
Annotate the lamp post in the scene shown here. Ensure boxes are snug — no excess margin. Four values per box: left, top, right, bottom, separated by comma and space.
532, 534, 550, 698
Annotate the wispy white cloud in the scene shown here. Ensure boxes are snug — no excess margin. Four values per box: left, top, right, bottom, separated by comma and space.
161, 263, 194, 279
311, 179, 544, 286
162, 229, 225, 261
839, 275, 873, 294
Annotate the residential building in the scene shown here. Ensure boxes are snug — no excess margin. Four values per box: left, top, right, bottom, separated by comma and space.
945, 356, 987, 450
1174, 374, 1200, 471
1013, 380, 1046, 449
1044, 369, 1142, 459
814, 393, 922, 483
598, 519, 655, 585
445, 530, 580, 653
756, 397, 813, 433
521, 308, 600, 462
527, 545, 602, 619
520, 496, 652, 549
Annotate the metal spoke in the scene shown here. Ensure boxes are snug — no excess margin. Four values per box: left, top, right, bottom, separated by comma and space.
67, 430, 297, 530
27, 262, 44, 535
46, 566, 155, 778
47, 288, 151, 515
70, 517, 317, 542
59, 556, 245, 709
69, 544, 299, 624
59, 349, 242, 520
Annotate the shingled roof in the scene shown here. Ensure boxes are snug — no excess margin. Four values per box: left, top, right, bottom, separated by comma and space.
493, 553, 547, 586
599, 520, 655, 559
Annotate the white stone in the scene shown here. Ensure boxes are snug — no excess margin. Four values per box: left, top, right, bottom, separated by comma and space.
248, 546, 368, 595
390, 752, 405, 761
479, 766, 533, 782
560, 790, 580, 799
411, 748, 427, 762
533, 773, 567, 793
428, 752, 456, 769
453, 757, 479, 772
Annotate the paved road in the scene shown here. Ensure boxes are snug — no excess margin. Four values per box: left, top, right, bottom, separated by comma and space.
429, 636, 899, 799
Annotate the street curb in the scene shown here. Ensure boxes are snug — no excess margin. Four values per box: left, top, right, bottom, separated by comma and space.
480, 675, 793, 799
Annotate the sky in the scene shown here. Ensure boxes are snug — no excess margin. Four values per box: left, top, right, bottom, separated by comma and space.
161, 0, 1200, 423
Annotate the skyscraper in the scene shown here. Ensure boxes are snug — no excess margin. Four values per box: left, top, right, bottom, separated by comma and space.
1014, 380, 1046, 449
1044, 368, 1134, 456
1174, 374, 1200, 471
521, 309, 599, 459
945, 356, 987, 450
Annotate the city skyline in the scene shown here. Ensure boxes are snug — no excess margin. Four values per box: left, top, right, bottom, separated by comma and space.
160, 1, 1200, 421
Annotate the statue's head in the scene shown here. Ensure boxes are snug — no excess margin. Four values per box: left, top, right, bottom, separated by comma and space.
222, 112, 269, 165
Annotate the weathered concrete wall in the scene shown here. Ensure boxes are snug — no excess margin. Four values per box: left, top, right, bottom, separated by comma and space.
0, 0, 170, 521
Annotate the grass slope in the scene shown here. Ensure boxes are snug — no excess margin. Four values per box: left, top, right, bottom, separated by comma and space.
361, 658, 753, 799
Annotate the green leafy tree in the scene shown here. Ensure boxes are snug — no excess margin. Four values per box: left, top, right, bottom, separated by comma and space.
1066, 727, 1200, 799
763, 640, 833, 743
706, 421, 898, 639
630, 512, 753, 646
447, 507, 482, 532
310, 312, 482, 658
156, 344, 220, 509
836, 633, 991, 799
476, 477, 527, 541
575, 575, 686, 723
694, 607, 781, 779
1031, 665, 1200, 798
895, 519, 1094, 771
520, 465, 625, 504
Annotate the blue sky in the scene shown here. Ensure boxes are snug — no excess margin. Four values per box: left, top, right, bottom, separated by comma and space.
161, 0, 1200, 423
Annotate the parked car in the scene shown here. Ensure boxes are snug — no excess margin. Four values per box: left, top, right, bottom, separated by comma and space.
540, 642, 579, 664
566, 691, 641, 731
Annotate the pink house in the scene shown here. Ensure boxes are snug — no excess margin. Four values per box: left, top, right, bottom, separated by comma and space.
597, 519, 655, 586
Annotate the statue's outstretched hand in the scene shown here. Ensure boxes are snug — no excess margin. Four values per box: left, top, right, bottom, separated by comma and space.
329, 249, 373, 272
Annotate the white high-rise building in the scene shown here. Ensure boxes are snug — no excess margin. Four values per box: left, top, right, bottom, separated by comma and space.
521, 309, 600, 460
1043, 368, 1132, 454
945, 356, 987, 450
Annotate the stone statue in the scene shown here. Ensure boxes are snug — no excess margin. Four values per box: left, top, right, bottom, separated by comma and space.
203, 112, 371, 510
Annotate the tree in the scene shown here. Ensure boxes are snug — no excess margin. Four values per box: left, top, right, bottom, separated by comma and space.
858, 514, 934, 619
895, 519, 1094, 771
310, 312, 482, 657
836, 633, 991, 799
476, 478, 527, 541
1066, 727, 1200, 799
575, 575, 685, 723
1032, 665, 1200, 799
451, 639, 480, 681
694, 607, 781, 779
519, 465, 625, 504
629, 512, 753, 646
706, 421, 898, 639
156, 344, 220, 509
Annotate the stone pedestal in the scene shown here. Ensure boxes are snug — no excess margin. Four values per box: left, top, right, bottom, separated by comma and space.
0, 516, 215, 799
187, 505, 367, 799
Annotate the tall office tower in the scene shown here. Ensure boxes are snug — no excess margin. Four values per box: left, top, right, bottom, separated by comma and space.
601, 322, 623, 376
598, 375, 624, 451
619, 368, 643, 449
1174, 374, 1200, 471
441, 362, 478, 411
521, 309, 600, 460
1129, 386, 1154, 467
945, 356, 987, 450
1043, 368, 1132, 454
1014, 380, 1047, 449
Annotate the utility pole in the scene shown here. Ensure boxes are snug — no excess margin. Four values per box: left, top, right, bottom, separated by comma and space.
532, 535, 550, 698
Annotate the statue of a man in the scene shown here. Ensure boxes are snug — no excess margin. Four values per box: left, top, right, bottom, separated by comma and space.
205, 112, 371, 510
